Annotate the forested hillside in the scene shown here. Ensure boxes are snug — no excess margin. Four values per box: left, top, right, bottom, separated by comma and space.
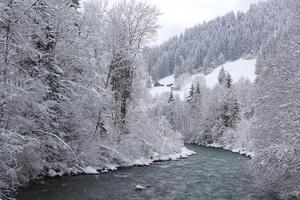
146, 0, 296, 81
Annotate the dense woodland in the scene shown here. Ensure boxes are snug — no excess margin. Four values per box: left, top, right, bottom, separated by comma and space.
0, 0, 299, 199
145, 0, 296, 81
0, 0, 186, 199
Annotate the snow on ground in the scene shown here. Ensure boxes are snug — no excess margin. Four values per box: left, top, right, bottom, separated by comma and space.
158, 75, 175, 85
81, 166, 99, 174
149, 58, 256, 99
132, 146, 196, 165
205, 58, 256, 88
207, 143, 255, 158
46, 147, 195, 178
149, 75, 175, 97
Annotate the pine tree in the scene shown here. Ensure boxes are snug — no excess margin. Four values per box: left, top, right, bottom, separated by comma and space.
195, 82, 201, 94
168, 88, 175, 103
193, 82, 202, 108
225, 73, 233, 88
186, 82, 203, 140
187, 84, 194, 102
232, 96, 240, 127
71, 0, 79, 6
218, 66, 226, 85
215, 83, 240, 137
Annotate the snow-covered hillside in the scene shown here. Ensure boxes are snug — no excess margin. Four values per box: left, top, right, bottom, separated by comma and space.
149, 58, 256, 99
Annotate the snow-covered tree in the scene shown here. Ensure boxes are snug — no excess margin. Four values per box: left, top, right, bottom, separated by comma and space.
104, 0, 160, 129
145, 0, 294, 80
0, 1, 189, 198
187, 84, 195, 102
225, 73, 233, 88
218, 66, 226, 85
168, 88, 175, 103
251, 14, 300, 199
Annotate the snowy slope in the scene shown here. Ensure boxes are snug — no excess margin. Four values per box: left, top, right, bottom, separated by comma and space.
149, 75, 175, 97
149, 58, 256, 99
205, 58, 256, 88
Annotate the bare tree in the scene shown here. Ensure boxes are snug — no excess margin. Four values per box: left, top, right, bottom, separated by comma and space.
104, 0, 160, 129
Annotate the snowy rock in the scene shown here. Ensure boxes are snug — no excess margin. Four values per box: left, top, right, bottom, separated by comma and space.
135, 185, 145, 191
48, 169, 63, 177
82, 166, 99, 175
48, 169, 58, 177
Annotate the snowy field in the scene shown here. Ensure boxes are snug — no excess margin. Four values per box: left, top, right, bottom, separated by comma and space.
149, 58, 256, 99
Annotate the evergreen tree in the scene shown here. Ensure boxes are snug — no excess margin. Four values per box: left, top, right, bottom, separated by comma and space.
195, 82, 201, 95
216, 83, 240, 137
168, 88, 175, 103
186, 82, 203, 140
71, 0, 79, 6
225, 73, 233, 88
218, 67, 226, 85
187, 84, 194, 102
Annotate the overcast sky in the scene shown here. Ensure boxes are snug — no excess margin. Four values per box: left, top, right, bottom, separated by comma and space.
83, 0, 264, 45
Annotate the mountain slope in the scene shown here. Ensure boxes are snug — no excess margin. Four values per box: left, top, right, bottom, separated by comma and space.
145, 0, 294, 81
149, 58, 256, 99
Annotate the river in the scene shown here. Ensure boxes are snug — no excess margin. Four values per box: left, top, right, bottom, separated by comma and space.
17, 145, 267, 200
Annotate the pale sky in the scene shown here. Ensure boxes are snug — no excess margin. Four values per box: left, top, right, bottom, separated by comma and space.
83, 0, 264, 45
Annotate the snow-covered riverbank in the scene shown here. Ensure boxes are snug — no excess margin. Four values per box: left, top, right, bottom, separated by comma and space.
206, 143, 254, 158
47, 147, 196, 177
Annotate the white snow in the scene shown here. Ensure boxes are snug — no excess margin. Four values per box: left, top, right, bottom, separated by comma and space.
135, 185, 146, 191
205, 58, 256, 88
81, 166, 99, 174
48, 169, 63, 177
156, 146, 196, 160
149, 75, 175, 97
149, 58, 256, 100
104, 164, 118, 171
55, 147, 195, 178
207, 143, 255, 158
157, 75, 175, 85
132, 147, 195, 166
133, 158, 152, 166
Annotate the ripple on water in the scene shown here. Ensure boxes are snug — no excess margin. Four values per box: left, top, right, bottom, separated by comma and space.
17, 145, 266, 200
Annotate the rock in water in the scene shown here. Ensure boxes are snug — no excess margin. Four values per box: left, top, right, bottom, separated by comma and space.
135, 185, 145, 191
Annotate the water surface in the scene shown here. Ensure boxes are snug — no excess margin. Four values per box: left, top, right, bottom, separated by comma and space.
17, 145, 262, 200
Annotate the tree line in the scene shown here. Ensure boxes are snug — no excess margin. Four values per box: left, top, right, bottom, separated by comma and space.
145, 0, 296, 81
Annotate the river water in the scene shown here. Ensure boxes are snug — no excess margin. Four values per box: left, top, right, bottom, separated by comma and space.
17, 145, 266, 200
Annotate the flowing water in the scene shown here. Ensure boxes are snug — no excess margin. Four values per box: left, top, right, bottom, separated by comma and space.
17, 145, 265, 200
